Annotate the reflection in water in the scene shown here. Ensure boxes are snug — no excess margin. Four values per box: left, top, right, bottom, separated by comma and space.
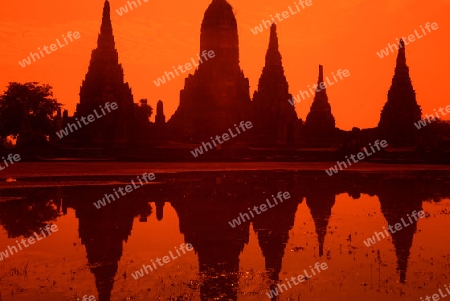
0, 171, 449, 300
63, 186, 151, 301
304, 179, 336, 258
378, 179, 424, 284
0, 188, 63, 238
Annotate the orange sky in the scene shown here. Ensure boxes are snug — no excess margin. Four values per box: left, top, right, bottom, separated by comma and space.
1, 0, 449, 130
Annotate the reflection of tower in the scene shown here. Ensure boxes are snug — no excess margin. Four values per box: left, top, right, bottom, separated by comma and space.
305, 186, 336, 257
171, 179, 251, 301
167, 173, 305, 299
252, 23, 297, 146
80, 217, 123, 301
304, 65, 336, 147
64, 186, 152, 301
377, 179, 423, 283
172, 202, 249, 300
378, 39, 422, 146
155, 201, 165, 221
169, 0, 252, 141
253, 194, 300, 281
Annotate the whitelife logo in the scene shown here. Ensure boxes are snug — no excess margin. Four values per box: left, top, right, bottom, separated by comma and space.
420, 283, 450, 301
266, 262, 328, 298
414, 105, 450, 129
0, 224, 59, 262
153, 50, 215, 87
376, 22, 439, 59
116, 0, 149, 16
56, 102, 118, 139
251, 0, 313, 35
363, 210, 425, 247
288, 67, 350, 106
131, 243, 193, 280
93, 172, 155, 209
0, 153, 21, 171
18, 31, 81, 68
191, 121, 253, 158
325, 140, 388, 176
228, 191, 291, 228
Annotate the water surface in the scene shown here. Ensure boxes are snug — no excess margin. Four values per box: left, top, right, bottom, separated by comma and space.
0, 169, 449, 300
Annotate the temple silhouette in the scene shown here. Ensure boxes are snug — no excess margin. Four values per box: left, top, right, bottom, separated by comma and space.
304, 65, 337, 147
252, 24, 298, 147
378, 39, 422, 147
16, 0, 450, 159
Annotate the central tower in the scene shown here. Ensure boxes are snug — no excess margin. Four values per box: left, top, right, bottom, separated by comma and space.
169, 0, 252, 141
200, 0, 240, 76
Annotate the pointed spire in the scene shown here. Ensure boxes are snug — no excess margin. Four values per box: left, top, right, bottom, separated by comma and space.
317, 65, 325, 92
393, 38, 409, 82
265, 23, 282, 66
396, 38, 406, 67
101, 0, 112, 34
378, 37, 421, 146
304, 64, 336, 147
77, 0, 135, 147
252, 22, 297, 146
392, 38, 410, 85
98, 0, 115, 49
310, 65, 330, 108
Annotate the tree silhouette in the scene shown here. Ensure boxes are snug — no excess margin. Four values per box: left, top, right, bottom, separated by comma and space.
0, 82, 62, 139
135, 99, 153, 124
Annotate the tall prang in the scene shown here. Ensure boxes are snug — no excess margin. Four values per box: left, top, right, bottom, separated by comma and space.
77, 0, 135, 147
252, 24, 297, 146
378, 39, 422, 146
304, 65, 336, 147
168, 0, 252, 141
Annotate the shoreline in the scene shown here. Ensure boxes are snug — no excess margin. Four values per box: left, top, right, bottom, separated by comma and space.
0, 162, 449, 191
